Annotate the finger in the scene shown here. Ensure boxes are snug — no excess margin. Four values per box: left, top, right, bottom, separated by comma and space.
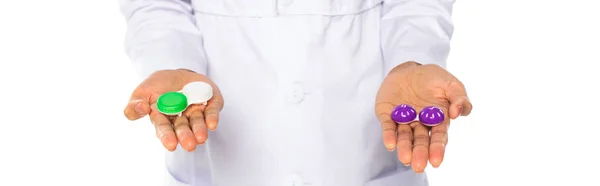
411, 123, 430, 173
396, 123, 414, 166
204, 85, 224, 131
448, 96, 472, 119
376, 102, 397, 151
446, 80, 473, 118
124, 98, 150, 121
184, 105, 208, 144
149, 107, 177, 151
429, 122, 449, 168
173, 115, 196, 151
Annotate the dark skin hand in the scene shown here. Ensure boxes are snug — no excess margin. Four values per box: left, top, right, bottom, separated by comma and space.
122, 63, 471, 172
123, 69, 224, 152
375, 62, 473, 173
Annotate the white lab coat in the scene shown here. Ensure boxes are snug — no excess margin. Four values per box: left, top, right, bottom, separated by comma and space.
120, 0, 453, 185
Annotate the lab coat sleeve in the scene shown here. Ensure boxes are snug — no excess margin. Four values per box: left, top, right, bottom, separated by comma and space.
120, 0, 208, 79
380, 0, 455, 73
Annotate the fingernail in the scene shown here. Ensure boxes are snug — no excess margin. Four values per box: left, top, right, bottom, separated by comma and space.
135, 102, 146, 114
196, 135, 206, 144
168, 142, 178, 151
386, 143, 395, 151
404, 164, 410, 166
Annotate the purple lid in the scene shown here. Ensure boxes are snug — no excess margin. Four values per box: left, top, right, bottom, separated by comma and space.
419, 106, 444, 126
391, 104, 417, 124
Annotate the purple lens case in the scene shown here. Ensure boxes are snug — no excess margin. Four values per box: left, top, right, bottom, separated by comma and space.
391, 104, 417, 124
419, 106, 444, 126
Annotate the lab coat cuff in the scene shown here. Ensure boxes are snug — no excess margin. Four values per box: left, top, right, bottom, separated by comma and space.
132, 57, 207, 79
128, 35, 208, 79
384, 53, 447, 74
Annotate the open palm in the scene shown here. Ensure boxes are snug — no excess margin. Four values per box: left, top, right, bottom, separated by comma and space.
124, 69, 224, 152
375, 62, 473, 173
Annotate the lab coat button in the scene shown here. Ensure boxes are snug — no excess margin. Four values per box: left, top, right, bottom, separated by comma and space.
285, 174, 304, 186
287, 85, 305, 103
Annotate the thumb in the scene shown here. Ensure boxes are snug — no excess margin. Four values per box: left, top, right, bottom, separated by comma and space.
124, 69, 190, 121
124, 89, 152, 121
446, 79, 473, 119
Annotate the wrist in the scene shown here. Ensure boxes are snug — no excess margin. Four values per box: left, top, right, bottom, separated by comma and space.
388, 61, 422, 74
176, 68, 197, 74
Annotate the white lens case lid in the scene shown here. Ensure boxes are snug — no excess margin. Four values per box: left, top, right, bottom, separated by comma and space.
180, 81, 213, 105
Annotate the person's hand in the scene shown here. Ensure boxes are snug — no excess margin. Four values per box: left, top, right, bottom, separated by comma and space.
375, 62, 472, 173
123, 69, 224, 152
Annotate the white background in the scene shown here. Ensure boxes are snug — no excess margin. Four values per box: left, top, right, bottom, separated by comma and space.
0, 0, 599, 185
